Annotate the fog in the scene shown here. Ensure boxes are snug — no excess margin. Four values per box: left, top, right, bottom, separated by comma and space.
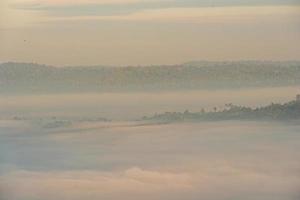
0, 86, 299, 200
1, 119, 300, 200
0, 86, 298, 120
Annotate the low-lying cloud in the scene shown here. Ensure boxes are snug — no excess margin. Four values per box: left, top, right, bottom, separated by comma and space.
1, 165, 299, 200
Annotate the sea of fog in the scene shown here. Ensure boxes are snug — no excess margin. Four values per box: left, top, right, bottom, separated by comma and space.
0, 86, 299, 200
0, 120, 299, 200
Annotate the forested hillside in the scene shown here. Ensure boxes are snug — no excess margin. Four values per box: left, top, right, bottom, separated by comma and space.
1, 61, 299, 93
143, 98, 300, 122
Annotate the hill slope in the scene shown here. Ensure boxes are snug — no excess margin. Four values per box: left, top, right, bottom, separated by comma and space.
1, 61, 300, 93
143, 99, 300, 122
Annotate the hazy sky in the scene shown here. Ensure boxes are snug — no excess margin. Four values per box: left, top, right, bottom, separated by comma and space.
1, 0, 300, 66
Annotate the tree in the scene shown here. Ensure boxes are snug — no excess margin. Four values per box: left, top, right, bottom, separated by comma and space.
213, 107, 217, 112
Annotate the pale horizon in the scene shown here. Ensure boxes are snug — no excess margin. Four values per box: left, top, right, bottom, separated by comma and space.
2, 59, 300, 68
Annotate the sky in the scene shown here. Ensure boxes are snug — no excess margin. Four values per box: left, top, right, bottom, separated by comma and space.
0, 0, 300, 66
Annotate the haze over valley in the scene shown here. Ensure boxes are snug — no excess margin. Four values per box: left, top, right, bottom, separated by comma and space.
1, 0, 300, 199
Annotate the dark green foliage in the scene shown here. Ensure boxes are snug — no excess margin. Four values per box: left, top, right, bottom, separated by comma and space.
144, 100, 300, 122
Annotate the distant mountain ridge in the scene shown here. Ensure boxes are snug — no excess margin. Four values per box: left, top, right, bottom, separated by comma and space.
1, 61, 300, 93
